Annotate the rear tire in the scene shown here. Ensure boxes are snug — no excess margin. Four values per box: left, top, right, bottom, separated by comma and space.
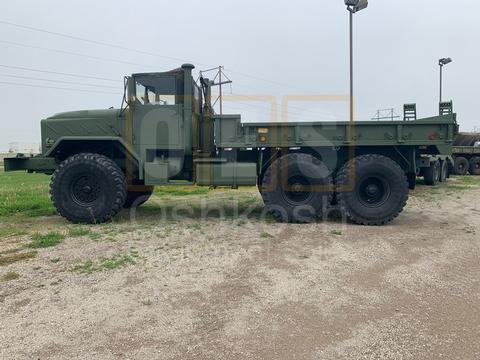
124, 186, 154, 208
261, 153, 333, 223
469, 156, 480, 175
335, 154, 409, 226
424, 160, 441, 186
439, 160, 448, 183
50, 153, 127, 224
454, 156, 469, 175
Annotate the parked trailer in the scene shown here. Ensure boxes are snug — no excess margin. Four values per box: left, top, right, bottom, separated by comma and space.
4, 64, 458, 225
452, 133, 480, 175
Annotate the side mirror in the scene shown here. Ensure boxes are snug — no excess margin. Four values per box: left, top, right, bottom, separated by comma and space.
126, 77, 135, 105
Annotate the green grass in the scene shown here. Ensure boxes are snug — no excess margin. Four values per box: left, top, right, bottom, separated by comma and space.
0, 171, 214, 222
153, 186, 211, 197
0, 227, 28, 238
27, 232, 65, 248
330, 230, 343, 236
1, 271, 20, 281
71, 253, 137, 274
68, 226, 92, 237
0, 170, 54, 219
0, 251, 37, 266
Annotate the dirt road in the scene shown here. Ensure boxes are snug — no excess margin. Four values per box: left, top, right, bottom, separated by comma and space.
1, 179, 479, 359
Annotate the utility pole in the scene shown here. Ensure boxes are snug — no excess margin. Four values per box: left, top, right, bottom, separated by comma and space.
200, 66, 232, 115
438, 57, 452, 103
344, 0, 368, 124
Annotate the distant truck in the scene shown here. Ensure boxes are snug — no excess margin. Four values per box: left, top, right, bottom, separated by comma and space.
452, 133, 480, 175
4, 64, 458, 226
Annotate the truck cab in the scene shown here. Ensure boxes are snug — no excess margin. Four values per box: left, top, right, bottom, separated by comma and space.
125, 64, 203, 185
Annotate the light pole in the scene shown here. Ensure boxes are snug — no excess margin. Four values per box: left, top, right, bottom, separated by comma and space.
438, 57, 452, 103
344, 0, 368, 124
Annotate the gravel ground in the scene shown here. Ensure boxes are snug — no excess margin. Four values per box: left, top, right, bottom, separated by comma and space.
0, 180, 479, 359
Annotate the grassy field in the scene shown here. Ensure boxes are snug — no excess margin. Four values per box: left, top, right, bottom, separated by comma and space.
1, 169, 480, 224
0, 170, 216, 223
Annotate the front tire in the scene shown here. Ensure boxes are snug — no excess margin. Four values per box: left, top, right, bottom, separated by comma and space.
335, 154, 409, 226
50, 153, 127, 224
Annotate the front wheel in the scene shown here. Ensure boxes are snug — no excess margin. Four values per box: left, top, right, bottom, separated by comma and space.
50, 153, 127, 224
335, 154, 409, 226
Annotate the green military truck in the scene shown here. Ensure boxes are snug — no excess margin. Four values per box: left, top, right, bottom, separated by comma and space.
452, 133, 480, 175
4, 64, 458, 225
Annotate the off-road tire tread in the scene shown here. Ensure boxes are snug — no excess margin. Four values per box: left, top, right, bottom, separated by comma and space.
469, 156, 480, 176
454, 156, 469, 176
335, 154, 409, 226
261, 153, 333, 223
50, 153, 127, 224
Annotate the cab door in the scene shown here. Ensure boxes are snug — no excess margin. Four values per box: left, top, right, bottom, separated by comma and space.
131, 74, 185, 180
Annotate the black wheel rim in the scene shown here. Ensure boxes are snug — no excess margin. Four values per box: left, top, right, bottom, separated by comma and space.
357, 176, 391, 208
282, 175, 313, 205
70, 174, 102, 206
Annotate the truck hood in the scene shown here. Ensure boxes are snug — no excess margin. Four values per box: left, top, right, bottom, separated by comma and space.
48, 108, 121, 119
41, 108, 126, 155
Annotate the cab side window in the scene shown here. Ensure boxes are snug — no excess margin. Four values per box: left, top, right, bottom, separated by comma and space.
135, 75, 176, 105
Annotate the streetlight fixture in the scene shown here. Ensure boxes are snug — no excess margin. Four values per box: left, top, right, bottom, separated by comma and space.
344, 0, 368, 124
438, 57, 452, 103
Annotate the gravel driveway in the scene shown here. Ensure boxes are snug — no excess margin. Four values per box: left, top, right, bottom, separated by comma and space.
1, 179, 479, 359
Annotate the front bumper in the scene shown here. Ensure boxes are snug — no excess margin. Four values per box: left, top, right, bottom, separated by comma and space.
4, 154, 57, 173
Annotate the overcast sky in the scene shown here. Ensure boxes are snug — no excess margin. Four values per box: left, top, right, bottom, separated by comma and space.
0, 0, 478, 151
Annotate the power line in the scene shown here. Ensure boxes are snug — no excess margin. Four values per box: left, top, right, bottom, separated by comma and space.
0, 64, 119, 82
0, 39, 162, 70
0, 81, 120, 95
0, 73, 118, 89
0, 20, 193, 65
0, 19, 317, 93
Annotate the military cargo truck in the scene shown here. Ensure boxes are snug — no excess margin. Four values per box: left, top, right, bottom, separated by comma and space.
4, 64, 458, 225
452, 133, 480, 175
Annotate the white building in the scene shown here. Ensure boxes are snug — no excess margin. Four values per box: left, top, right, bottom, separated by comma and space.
8, 142, 41, 155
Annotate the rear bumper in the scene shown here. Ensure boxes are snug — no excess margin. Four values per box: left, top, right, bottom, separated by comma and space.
4, 155, 57, 173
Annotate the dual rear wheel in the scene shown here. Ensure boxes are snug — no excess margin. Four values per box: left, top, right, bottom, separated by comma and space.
260, 153, 409, 225
424, 160, 449, 186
